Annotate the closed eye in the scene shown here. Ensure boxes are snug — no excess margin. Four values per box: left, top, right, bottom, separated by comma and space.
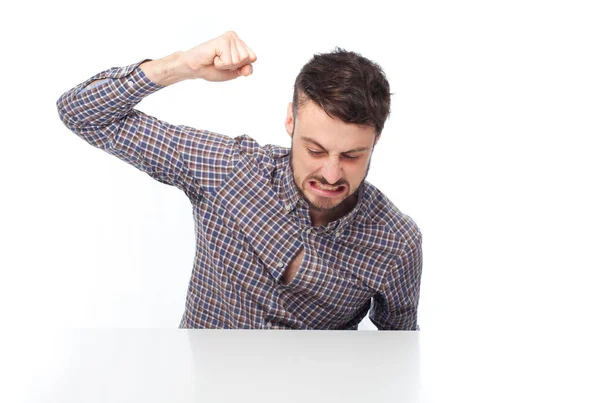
307, 149, 325, 156
308, 149, 360, 161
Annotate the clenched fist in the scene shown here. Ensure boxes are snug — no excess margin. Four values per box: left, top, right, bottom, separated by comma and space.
182, 31, 257, 82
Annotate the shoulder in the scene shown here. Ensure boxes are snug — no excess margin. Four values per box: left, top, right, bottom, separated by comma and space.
360, 182, 422, 253
233, 134, 290, 173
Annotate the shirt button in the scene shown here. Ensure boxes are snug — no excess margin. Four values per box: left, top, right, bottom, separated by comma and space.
266, 321, 273, 329
285, 204, 292, 211
276, 262, 283, 268
127, 80, 134, 87
336, 231, 343, 237
305, 228, 312, 234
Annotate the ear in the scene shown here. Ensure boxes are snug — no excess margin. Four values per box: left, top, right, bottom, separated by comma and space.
285, 102, 294, 138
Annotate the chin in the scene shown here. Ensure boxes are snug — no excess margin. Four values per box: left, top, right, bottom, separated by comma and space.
303, 189, 350, 211
309, 199, 341, 211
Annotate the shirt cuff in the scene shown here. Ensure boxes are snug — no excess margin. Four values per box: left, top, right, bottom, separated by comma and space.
75, 58, 166, 102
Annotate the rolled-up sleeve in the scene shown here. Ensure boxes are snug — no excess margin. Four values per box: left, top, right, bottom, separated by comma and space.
370, 226, 423, 330
56, 59, 237, 201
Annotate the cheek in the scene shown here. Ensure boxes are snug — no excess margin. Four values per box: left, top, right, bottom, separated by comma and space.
346, 164, 368, 183
293, 155, 318, 181
298, 158, 321, 176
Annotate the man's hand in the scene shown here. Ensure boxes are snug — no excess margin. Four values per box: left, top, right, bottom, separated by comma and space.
139, 31, 257, 87
182, 31, 257, 82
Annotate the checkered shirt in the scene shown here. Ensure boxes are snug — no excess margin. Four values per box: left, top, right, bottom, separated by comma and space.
56, 58, 423, 330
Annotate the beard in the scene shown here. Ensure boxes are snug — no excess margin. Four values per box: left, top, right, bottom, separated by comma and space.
289, 144, 371, 214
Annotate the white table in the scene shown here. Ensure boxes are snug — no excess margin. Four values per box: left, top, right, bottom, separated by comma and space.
8, 329, 599, 403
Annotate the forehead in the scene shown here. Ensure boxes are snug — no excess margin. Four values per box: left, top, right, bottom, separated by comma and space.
294, 100, 376, 151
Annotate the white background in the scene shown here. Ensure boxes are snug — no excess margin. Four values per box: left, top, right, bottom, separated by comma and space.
1, 0, 599, 401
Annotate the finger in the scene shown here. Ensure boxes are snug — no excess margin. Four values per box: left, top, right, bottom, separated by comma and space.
235, 40, 249, 62
213, 53, 229, 69
237, 38, 257, 63
229, 65, 252, 78
215, 67, 244, 81
213, 38, 232, 69
230, 40, 240, 66
240, 64, 253, 77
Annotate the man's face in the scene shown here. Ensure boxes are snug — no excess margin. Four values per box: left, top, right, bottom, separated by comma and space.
285, 100, 380, 212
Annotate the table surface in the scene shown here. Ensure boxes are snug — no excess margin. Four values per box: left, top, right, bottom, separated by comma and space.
6, 329, 599, 403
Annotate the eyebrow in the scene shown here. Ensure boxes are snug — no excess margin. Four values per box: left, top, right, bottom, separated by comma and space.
300, 136, 370, 154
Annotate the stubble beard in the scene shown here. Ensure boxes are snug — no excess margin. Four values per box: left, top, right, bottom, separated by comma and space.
289, 145, 370, 214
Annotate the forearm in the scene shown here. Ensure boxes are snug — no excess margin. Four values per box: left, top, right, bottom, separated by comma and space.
81, 51, 193, 91
139, 51, 195, 87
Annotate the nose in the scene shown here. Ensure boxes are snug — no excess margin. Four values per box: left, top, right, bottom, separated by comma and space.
321, 158, 342, 185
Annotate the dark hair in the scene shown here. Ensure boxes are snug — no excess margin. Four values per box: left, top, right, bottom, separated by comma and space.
292, 47, 391, 136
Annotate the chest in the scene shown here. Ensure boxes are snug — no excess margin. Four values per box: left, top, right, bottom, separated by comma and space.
194, 156, 395, 325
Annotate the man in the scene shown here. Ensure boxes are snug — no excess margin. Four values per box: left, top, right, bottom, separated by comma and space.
56, 31, 422, 330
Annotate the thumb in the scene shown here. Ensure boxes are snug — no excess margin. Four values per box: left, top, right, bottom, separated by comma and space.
221, 64, 254, 80
239, 64, 253, 77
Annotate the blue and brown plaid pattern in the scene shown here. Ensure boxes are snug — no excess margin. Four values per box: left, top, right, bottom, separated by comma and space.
56, 59, 423, 330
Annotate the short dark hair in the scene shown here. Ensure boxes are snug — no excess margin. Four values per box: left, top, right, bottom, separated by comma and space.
292, 47, 391, 136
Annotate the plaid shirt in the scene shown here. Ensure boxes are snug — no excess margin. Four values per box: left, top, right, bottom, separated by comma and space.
56, 58, 423, 330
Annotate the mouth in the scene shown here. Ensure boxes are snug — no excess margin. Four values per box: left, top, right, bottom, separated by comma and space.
307, 180, 347, 197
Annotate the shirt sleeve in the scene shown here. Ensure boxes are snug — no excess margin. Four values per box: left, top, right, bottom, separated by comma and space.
56, 58, 238, 201
77, 78, 110, 94
369, 226, 423, 330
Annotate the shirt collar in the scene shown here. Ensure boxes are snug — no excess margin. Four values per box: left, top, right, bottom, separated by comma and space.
281, 156, 302, 211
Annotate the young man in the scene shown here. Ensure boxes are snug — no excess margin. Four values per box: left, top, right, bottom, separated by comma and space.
56, 31, 422, 330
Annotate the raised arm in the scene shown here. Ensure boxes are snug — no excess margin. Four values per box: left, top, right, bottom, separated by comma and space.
56, 31, 257, 200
